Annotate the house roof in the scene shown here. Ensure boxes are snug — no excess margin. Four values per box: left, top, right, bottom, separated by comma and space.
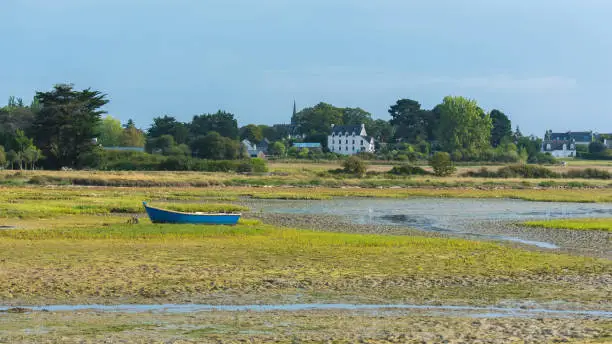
331, 125, 362, 135
543, 140, 574, 151
102, 146, 145, 152
293, 142, 321, 148
548, 131, 593, 142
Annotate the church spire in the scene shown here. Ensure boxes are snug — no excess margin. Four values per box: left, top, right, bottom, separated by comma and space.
292, 99, 297, 117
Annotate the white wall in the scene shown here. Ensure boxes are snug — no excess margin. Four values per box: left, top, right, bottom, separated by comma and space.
327, 134, 374, 155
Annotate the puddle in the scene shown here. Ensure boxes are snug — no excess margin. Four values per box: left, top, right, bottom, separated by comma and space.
1, 303, 610, 319
259, 198, 612, 249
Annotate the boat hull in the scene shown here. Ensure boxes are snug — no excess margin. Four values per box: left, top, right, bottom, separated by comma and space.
143, 203, 241, 225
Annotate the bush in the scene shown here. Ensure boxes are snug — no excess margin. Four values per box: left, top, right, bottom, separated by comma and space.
389, 164, 430, 176
589, 142, 606, 154
429, 152, 455, 177
528, 152, 557, 164
100, 150, 268, 173
342, 156, 367, 176
463, 165, 559, 178
565, 168, 612, 179
249, 158, 268, 172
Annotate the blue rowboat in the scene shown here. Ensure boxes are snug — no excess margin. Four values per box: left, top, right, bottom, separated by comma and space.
142, 202, 241, 225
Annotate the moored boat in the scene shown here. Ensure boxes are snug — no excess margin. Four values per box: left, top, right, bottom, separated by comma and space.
142, 202, 241, 225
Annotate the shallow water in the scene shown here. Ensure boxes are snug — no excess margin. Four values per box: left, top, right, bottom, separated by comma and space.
260, 198, 612, 248
2, 303, 610, 319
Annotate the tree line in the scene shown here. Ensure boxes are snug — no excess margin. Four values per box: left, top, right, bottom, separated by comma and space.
0, 83, 555, 170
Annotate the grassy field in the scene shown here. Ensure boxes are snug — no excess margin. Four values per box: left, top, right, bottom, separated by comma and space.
0, 208, 610, 306
0, 182, 610, 342
525, 218, 612, 232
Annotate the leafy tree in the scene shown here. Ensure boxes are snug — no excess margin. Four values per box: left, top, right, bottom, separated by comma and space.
148, 116, 190, 144
120, 127, 146, 147
389, 99, 433, 143
31, 84, 108, 169
146, 134, 176, 155
0, 97, 36, 150
269, 141, 286, 157
0, 145, 6, 168
368, 119, 394, 143
516, 136, 542, 158
342, 107, 373, 127
191, 111, 239, 139
297, 148, 310, 159
292, 103, 343, 137
589, 141, 606, 154
489, 109, 512, 147
7, 150, 18, 170
190, 132, 240, 160
512, 126, 523, 143
240, 124, 263, 143
435, 96, 492, 153
429, 152, 455, 176
342, 156, 367, 176
97, 115, 123, 147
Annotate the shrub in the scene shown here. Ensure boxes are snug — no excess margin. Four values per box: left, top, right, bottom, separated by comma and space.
429, 152, 455, 177
463, 165, 559, 178
589, 142, 606, 154
389, 164, 430, 176
564, 168, 611, 179
528, 152, 557, 164
342, 156, 367, 176
249, 158, 268, 173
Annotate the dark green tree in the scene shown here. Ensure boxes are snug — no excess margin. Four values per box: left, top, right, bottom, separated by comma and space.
145, 134, 176, 155
240, 124, 263, 143
489, 109, 512, 147
292, 103, 343, 138
368, 119, 394, 143
190, 111, 239, 139
388, 99, 432, 143
148, 115, 189, 144
342, 107, 373, 127
190, 132, 240, 160
589, 141, 606, 154
32, 84, 108, 169
0, 97, 36, 150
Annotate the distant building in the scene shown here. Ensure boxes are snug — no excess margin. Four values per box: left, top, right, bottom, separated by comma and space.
541, 130, 582, 158
241, 139, 268, 158
327, 124, 375, 155
102, 146, 145, 153
292, 142, 322, 152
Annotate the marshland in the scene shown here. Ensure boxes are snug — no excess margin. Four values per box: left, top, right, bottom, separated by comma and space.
0, 164, 611, 343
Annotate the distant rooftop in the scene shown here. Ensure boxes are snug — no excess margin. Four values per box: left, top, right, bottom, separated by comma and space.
293, 142, 321, 148
102, 146, 145, 152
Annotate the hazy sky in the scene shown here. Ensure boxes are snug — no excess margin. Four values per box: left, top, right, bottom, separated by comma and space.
1, 0, 611, 135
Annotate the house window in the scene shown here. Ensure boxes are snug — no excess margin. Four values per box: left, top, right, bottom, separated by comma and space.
345, 146, 348, 151
546, 144, 551, 150
352, 147, 355, 151
332, 139, 335, 144
345, 140, 348, 144
360, 140, 364, 146
352, 140, 355, 144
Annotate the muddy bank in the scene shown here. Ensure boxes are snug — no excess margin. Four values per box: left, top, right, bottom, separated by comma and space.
1, 308, 610, 343
242, 197, 612, 258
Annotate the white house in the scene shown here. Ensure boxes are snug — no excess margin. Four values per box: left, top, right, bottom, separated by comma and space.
327, 124, 375, 155
541, 131, 577, 158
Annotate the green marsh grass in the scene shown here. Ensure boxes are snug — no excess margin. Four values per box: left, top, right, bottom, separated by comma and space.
525, 218, 612, 232
0, 217, 609, 305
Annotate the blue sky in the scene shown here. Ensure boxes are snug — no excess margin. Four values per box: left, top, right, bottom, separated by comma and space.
1, 0, 611, 135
